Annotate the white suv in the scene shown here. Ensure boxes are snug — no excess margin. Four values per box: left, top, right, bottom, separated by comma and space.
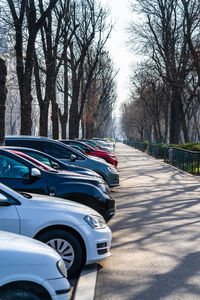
0, 183, 112, 277
0, 230, 70, 300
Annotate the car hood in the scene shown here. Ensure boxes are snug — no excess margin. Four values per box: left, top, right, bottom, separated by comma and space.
64, 165, 102, 178
0, 230, 60, 263
89, 155, 109, 164
57, 170, 98, 181
92, 150, 111, 155
50, 170, 103, 184
28, 193, 99, 216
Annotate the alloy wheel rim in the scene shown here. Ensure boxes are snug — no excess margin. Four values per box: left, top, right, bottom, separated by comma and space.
47, 238, 75, 269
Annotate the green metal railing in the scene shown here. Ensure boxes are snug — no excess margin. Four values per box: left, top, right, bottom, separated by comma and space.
163, 147, 200, 175
147, 143, 163, 158
172, 148, 200, 175
124, 139, 200, 176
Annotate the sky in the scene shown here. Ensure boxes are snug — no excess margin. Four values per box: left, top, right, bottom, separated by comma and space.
101, 0, 139, 117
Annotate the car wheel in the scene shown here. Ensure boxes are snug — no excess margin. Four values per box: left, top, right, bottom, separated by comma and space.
37, 229, 83, 277
0, 288, 43, 300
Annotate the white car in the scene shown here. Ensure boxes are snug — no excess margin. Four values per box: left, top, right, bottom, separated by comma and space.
0, 230, 70, 300
0, 183, 112, 277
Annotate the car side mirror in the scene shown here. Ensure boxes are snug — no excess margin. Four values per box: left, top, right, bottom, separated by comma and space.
70, 154, 77, 162
0, 193, 11, 206
31, 168, 41, 178
52, 162, 59, 170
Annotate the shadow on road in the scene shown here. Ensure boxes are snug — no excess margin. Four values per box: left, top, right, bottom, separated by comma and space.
95, 144, 200, 300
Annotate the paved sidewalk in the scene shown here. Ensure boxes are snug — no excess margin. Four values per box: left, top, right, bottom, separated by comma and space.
94, 143, 200, 300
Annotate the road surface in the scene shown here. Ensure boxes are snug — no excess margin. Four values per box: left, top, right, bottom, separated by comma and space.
95, 143, 200, 300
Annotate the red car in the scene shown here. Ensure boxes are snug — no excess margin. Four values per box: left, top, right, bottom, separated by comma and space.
60, 140, 118, 167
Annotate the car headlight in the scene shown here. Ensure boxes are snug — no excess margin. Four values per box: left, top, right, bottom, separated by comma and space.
98, 183, 107, 193
57, 259, 68, 278
84, 215, 106, 229
107, 154, 115, 159
107, 166, 117, 173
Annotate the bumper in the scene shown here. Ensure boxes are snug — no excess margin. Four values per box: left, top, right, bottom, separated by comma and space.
44, 277, 71, 300
107, 173, 119, 187
103, 207, 116, 223
100, 194, 115, 223
83, 225, 112, 265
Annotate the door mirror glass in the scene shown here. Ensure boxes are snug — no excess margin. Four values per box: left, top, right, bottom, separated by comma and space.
31, 168, 41, 177
70, 154, 77, 162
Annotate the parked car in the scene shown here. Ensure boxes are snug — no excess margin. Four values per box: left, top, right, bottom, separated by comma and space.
4, 146, 106, 185
7, 148, 111, 194
0, 183, 112, 277
60, 140, 118, 167
79, 139, 115, 154
5, 136, 119, 187
94, 139, 115, 154
0, 230, 70, 300
0, 148, 115, 222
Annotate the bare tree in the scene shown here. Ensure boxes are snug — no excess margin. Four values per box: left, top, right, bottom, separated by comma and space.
81, 52, 117, 138
6, 0, 59, 135
128, 0, 194, 143
68, 0, 112, 138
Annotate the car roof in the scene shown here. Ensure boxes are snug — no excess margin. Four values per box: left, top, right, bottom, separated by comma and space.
5, 136, 87, 158
6, 135, 52, 140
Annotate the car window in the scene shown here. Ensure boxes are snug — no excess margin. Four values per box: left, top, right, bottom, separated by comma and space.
41, 143, 61, 158
42, 143, 73, 159
22, 151, 52, 167
0, 190, 17, 204
0, 154, 30, 179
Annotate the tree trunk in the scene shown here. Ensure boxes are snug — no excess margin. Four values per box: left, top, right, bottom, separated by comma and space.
169, 89, 182, 144
39, 101, 49, 136
69, 85, 79, 139
51, 81, 59, 139
180, 102, 189, 143
21, 83, 33, 135
0, 55, 7, 145
60, 119, 67, 139
52, 101, 59, 139
59, 53, 69, 139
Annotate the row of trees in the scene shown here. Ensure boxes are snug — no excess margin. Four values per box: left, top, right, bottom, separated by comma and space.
1, 0, 117, 140
121, 0, 200, 144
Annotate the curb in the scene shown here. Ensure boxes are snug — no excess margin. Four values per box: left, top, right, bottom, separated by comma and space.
73, 264, 97, 300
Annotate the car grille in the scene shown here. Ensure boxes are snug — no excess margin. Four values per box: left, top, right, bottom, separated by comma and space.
97, 242, 109, 255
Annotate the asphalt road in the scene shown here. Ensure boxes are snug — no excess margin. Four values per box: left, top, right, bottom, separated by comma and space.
95, 143, 200, 300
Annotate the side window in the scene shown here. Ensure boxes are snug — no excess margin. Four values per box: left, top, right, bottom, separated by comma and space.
23, 151, 52, 167
61, 149, 74, 159
22, 140, 43, 151
0, 154, 29, 179
0, 190, 17, 204
42, 143, 63, 158
42, 143, 75, 160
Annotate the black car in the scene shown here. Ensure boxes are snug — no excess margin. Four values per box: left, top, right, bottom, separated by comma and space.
0, 149, 115, 222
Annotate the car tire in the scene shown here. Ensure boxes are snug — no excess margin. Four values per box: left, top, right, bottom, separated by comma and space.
0, 288, 43, 300
37, 229, 83, 277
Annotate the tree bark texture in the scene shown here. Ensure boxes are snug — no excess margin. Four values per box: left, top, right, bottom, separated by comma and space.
0, 55, 7, 145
